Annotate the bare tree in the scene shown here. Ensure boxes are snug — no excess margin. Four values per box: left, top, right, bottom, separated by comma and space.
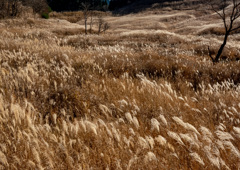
209, 0, 240, 63
103, 22, 110, 34
97, 14, 110, 35
89, 11, 94, 34
0, 0, 23, 19
97, 15, 104, 35
81, 2, 90, 35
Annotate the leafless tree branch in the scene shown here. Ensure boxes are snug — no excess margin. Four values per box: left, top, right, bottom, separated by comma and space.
209, 0, 240, 63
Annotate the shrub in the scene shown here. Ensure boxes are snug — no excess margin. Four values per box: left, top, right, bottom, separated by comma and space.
41, 13, 49, 19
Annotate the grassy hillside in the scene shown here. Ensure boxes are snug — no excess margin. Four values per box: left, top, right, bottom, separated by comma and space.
0, 4, 240, 169
113, 0, 209, 14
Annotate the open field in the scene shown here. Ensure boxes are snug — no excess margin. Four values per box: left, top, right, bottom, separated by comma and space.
0, 6, 240, 169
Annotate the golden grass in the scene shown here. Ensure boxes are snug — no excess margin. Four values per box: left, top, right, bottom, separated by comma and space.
0, 8, 240, 169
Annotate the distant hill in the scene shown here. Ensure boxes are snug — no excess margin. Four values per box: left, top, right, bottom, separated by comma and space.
111, 0, 208, 15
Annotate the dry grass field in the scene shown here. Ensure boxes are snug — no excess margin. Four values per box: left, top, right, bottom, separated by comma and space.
0, 4, 240, 170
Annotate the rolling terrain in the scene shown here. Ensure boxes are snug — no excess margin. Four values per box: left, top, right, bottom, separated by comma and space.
0, 2, 240, 169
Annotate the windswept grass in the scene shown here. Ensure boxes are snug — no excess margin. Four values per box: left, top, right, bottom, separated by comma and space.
0, 6, 240, 169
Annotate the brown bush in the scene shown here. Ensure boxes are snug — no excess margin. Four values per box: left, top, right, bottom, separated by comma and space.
198, 27, 226, 35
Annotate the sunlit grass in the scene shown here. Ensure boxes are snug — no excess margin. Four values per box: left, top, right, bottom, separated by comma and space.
0, 7, 240, 169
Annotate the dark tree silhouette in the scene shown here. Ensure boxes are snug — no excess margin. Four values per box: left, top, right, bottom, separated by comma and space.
209, 0, 240, 63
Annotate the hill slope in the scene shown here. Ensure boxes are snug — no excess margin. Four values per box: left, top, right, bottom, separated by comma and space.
112, 0, 209, 14
0, 2, 240, 169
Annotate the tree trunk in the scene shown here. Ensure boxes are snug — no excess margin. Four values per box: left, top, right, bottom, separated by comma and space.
98, 24, 101, 35
214, 31, 229, 62
85, 18, 87, 35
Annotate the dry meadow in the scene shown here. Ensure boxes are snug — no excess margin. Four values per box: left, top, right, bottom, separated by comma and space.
0, 6, 240, 170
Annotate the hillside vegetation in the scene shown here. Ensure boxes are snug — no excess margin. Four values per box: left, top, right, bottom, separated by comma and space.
0, 3, 240, 170
112, 0, 209, 14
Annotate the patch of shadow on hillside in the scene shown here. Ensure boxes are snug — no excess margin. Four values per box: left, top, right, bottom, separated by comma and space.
112, 0, 208, 15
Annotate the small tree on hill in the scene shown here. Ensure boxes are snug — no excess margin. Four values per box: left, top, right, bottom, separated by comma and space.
81, 2, 91, 35
209, 0, 240, 63
97, 14, 109, 34
97, 15, 104, 34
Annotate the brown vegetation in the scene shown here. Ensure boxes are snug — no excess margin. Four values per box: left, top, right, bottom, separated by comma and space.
0, 3, 240, 169
0, 0, 49, 19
